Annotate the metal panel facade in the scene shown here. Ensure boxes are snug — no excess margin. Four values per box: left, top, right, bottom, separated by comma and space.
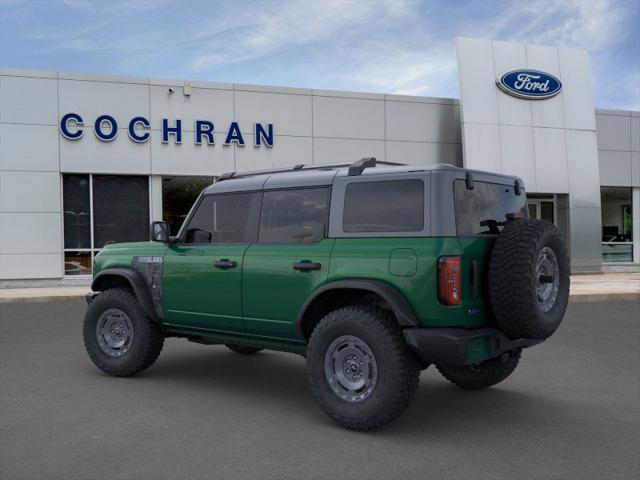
456, 37, 606, 272
0, 56, 638, 279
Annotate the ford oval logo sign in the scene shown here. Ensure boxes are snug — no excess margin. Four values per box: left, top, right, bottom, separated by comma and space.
496, 69, 562, 100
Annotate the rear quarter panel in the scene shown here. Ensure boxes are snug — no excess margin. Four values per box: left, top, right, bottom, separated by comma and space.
328, 237, 494, 328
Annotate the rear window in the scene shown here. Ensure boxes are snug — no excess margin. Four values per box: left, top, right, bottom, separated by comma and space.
454, 180, 527, 235
343, 180, 424, 233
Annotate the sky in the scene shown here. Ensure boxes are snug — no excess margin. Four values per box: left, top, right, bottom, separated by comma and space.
1, 0, 639, 110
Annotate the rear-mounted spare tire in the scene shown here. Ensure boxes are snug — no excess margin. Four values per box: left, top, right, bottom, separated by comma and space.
488, 219, 570, 340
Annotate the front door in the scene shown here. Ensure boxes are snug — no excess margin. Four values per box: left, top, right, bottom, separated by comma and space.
163, 191, 261, 333
242, 187, 333, 342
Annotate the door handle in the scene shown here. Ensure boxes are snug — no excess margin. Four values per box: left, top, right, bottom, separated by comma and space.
293, 261, 322, 272
214, 259, 237, 269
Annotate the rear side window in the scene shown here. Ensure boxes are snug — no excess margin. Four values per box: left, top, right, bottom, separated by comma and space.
183, 192, 261, 244
454, 180, 528, 235
259, 188, 329, 244
343, 180, 424, 233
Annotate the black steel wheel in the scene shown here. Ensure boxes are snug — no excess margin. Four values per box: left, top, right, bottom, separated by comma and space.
83, 287, 164, 377
324, 334, 378, 403
306, 306, 419, 431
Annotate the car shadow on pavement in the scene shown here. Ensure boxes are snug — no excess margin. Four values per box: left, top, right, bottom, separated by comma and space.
102, 341, 584, 436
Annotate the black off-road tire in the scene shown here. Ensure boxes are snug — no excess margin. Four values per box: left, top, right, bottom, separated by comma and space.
225, 344, 263, 355
489, 219, 570, 340
437, 349, 522, 390
83, 287, 164, 377
306, 306, 420, 431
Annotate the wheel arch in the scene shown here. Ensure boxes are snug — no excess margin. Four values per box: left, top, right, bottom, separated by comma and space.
296, 279, 418, 341
91, 268, 160, 322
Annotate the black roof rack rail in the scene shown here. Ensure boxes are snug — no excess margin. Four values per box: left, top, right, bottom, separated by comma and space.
465, 171, 475, 190
216, 159, 406, 182
216, 164, 347, 182
348, 157, 377, 176
347, 158, 405, 176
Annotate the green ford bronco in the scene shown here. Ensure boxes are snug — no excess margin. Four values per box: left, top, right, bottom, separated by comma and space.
84, 158, 570, 431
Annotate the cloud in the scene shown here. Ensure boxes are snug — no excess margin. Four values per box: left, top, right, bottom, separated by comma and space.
489, 0, 626, 51
1, 0, 637, 108
187, 1, 412, 72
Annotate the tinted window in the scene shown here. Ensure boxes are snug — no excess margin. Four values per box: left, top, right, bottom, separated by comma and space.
93, 175, 149, 248
454, 180, 528, 235
343, 180, 424, 233
184, 192, 260, 244
259, 188, 329, 244
162, 176, 213, 235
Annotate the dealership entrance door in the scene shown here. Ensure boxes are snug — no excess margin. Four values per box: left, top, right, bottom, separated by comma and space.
527, 195, 556, 224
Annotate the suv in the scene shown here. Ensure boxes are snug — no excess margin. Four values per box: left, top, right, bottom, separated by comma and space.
83, 158, 570, 431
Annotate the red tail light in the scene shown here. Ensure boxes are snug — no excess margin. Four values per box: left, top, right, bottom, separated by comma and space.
439, 256, 461, 305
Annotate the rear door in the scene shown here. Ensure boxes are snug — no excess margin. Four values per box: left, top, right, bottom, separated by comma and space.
242, 187, 333, 341
163, 191, 261, 332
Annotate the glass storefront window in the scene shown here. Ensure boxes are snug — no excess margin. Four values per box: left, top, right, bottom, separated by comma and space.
64, 251, 92, 276
601, 187, 633, 263
62, 174, 151, 275
93, 175, 149, 247
63, 175, 91, 249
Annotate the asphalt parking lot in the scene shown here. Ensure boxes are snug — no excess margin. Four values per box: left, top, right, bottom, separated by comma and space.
1, 301, 638, 480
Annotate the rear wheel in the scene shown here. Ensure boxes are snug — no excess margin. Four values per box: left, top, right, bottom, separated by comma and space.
83, 287, 164, 377
306, 306, 419, 431
225, 344, 263, 355
437, 349, 521, 390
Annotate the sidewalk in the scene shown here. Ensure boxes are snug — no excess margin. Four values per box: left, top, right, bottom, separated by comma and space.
0, 286, 90, 304
1, 273, 638, 304
568, 273, 640, 303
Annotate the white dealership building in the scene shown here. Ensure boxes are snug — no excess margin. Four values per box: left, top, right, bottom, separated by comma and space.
0, 37, 638, 282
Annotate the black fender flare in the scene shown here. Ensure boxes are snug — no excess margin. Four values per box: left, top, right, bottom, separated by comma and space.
91, 268, 160, 322
296, 279, 419, 339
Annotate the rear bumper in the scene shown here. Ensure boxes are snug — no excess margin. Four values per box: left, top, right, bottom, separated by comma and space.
403, 327, 542, 368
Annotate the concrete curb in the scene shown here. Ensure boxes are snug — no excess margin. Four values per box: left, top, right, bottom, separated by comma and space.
0, 294, 88, 304
0, 288, 90, 305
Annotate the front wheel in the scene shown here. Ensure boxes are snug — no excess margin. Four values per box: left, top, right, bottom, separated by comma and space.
437, 349, 522, 390
306, 306, 419, 431
83, 287, 164, 377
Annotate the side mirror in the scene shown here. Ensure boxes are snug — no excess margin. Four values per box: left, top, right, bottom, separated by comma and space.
151, 221, 170, 243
